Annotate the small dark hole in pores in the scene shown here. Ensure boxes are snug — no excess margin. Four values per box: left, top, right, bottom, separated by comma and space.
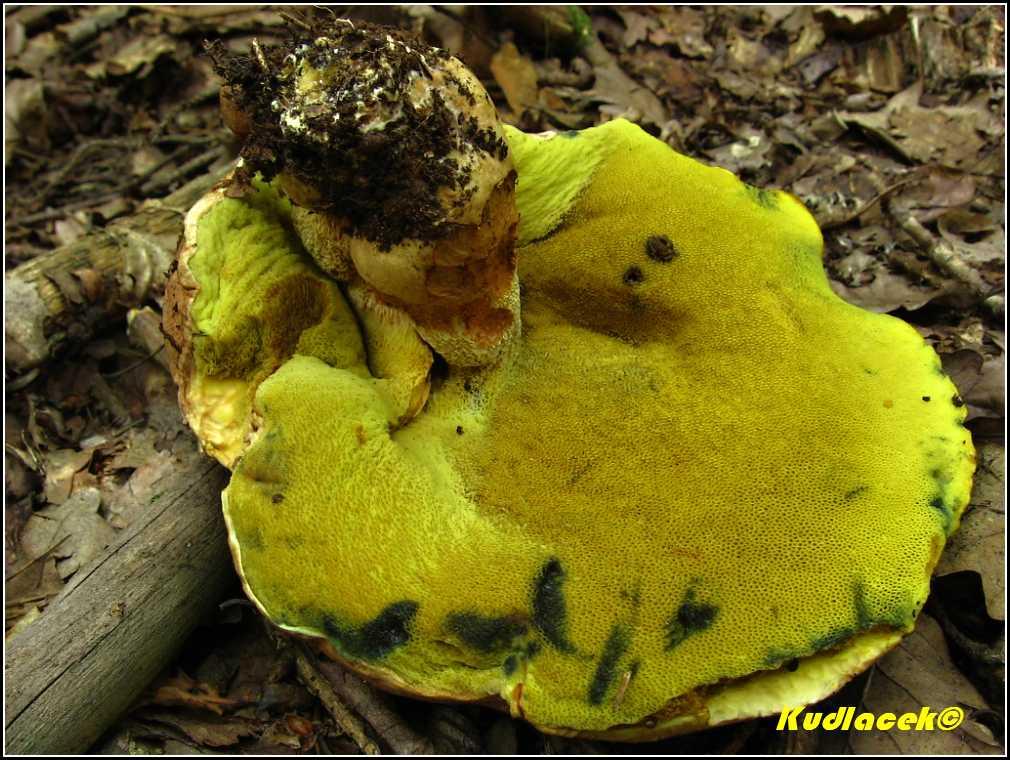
645, 234, 678, 263
429, 352, 450, 392
922, 396, 931, 402
623, 266, 645, 286
272, 494, 284, 504
456, 425, 464, 435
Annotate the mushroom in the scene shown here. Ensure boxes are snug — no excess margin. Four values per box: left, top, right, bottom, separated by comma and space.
166, 23, 975, 740
211, 20, 518, 367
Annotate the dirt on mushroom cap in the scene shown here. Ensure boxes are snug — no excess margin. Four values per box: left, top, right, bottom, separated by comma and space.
209, 20, 508, 251
184, 120, 975, 738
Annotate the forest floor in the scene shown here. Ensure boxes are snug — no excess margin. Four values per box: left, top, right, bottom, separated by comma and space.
4, 5, 1005, 755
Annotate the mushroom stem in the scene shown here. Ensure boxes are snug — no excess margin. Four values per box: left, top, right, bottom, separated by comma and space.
211, 19, 521, 366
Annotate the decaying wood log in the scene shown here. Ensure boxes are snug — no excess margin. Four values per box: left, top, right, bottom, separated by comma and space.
4, 164, 231, 375
4, 450, 233, 755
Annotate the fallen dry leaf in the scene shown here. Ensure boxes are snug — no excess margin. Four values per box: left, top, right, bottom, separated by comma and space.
814, 5, 908, 39
42, 452, 84, 504
938, 210, 1005, 266
148, 672, 243, 716
705, 128, 773, 175
5, 555, 64, 630
86, 34, 177, 79
648, 6, 712, 58
936, 443, 1005, 620
259, 717, 310, 750
19, 485, 116, 578
838, 83, 1002, 171
852, 614, 1000, 754
614, 8, 655, 49
902, 170, 977, 223
582, 33, 667, 127
829, 250, 944, 312
941, 350, 1005, 421
105, 442, 202, 528
490, 42, 539, 119
779, 7, 827, 68
4, 76, 48, 164
135, 709, 259, 748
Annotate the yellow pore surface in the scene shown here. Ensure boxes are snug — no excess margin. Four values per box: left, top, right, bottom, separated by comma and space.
205, 120, 974, 736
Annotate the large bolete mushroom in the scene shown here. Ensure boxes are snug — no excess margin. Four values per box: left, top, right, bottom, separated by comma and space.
164, 21, 975, 741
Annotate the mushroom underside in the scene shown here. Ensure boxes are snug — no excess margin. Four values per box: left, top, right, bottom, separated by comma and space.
173, 120, 974, 739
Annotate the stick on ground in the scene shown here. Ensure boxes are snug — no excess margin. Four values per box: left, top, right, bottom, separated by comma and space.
4, 449, 233, 755
4, 164, 230, 375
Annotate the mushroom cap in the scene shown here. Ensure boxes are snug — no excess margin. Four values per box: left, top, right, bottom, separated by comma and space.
163, 178, 373, 467
171, 119, 974, 739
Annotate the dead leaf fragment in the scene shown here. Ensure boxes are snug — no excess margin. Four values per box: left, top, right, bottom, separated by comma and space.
936, 443, 1005, 620
814, 5, 909, 38
4, 77, 48, 164
941, 350, 1005, 421
148, 672, 243, 716
829, 250, 944, 312
20, 486, 116, 579
87, 34, 177, 79
5, 556, 64, 630
583, 33, 667, 127
490, 42, 539, 118
852, 614, 1000, 754
614, 9, 655, 49
42, 447, 94, 504
139, 709, 258, 748
838, 83, 1002, 170
648, 7, 712, 58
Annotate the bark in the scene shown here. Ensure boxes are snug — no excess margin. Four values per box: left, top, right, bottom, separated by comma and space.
4, 451, 234, 755
4, 165, 230, 374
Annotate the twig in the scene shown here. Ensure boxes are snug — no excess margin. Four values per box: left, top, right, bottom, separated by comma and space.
820, 177, 919, 230
291, 645, 380, 755
6, 368, 41, 393
279, 11, 312, 31
152, 134, 219, 146
251, 38, 268, 72
17, 143, 223, 226
140, 145, 226, 196
316, 659, 434, 754
5, 164, 230, 372
102, 345, 164, 379
27, 137, 134, 206
886, 198, 1003, 318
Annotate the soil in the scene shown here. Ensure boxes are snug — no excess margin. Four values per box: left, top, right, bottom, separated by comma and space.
211, 17, 508, 251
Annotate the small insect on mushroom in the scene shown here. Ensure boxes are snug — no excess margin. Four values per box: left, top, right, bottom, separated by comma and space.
167, 17, 975, 742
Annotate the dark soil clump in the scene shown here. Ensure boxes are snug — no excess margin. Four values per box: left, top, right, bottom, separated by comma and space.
208, 18, 508, 251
